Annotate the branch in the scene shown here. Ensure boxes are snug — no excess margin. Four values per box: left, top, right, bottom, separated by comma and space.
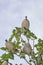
15, 53, 32, 65
23, 58, 32, 65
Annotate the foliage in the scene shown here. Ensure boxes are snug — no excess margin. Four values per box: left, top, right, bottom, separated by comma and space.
0, 27, 43, 65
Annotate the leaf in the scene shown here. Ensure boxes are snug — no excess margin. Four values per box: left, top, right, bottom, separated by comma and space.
10, 63, 12, 65
21, 39, 25, 43
0, 47, 8, 51
9, 52, 14, 60
0, 63, 2, 65
15, 27, 22, 33
29, 59, 32, 62
40, 60, 43, 65
30, 32, 37, 39
20, 63, 22, 65
0, 60, 2, 65
24, 28, 37, 39
15, 64, 18, 65
20, 53, 25, 58
9, 33, 15, 41
1, 52, 14, 60
12, 29, 16, 33
1, 53, 9, 60
16, 35, 20, 41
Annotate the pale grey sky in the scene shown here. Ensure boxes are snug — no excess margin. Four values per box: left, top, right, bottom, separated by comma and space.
0, 0, 43, 65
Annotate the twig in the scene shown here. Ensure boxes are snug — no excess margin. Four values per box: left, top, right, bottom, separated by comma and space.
23, 57, 32, 65
15, 53, 32, 65
33, 40, 34, 52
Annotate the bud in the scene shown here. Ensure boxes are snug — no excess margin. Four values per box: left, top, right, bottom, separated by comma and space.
2, 61, 8, 65
5, 41, 14, 53
23, 42, 32, 55
5, 41, 19, 53
21, 16, 30, 32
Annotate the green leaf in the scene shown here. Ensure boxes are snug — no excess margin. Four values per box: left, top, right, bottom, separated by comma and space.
0, 47, 8, 51
24, 28, 37, 39
10, 63, 12, 65
16, 35, 20, 41
34, 44, 38, 47
15, 64, 18, 65
1, 53, 9, 60
0, 63, 2, 65
9, 33, 15, 41
20, 63, 22, 65
20, 53, 25, 58
9, 52, 14, 60
30, 32, 37, 39
40, 60, 43, 65
16, 27, 22, 33
0, 60, 2, 65
29, 59, 32, 62
1, 52, 14, 60
21, 39, 25, 43
12, 29, 16, 33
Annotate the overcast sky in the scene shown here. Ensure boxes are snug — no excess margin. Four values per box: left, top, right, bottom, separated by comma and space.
0, 0, 43, 65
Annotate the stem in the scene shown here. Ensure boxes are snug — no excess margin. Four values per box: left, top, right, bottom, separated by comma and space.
15, 53, 32, 65
32, 40, 39, 65
37, 48, 43, 65
23, 58, 32, 65
33, 40, 34, 51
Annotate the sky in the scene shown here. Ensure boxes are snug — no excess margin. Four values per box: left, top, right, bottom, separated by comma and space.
0, 0, 43, 65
